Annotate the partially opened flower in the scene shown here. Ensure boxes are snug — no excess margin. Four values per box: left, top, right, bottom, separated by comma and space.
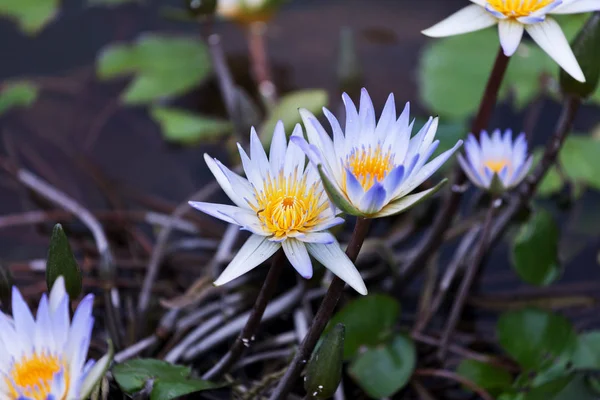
292, 89, 463, 218
458, 129, 533, 193
422, 0, 600, 82
217, 0, 283, 24
0, 277, 112, 400
189, 122, 367, 295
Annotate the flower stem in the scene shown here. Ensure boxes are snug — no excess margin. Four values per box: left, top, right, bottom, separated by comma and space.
202, 249, 285, 380
437, 196, 498, 359
248, 21, 278, 108
269, 217, 372, 400
398, 47, 510, 286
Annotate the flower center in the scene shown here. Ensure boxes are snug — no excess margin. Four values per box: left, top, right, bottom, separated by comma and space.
252, 169, 328, 240
344, 145, 394, 191
487, 0, 555, 17
6, 352, 69, 400
484, 159, 509, 173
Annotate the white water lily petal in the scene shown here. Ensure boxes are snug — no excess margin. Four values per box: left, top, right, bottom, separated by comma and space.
306, 240, 367, 295
189, 201, 241, 225
282, 239, 313, 279
297, 231, 336, 244
269, 121, 287, 174
49, 276, 67, 312
422, 4, 498, 37
552, 0, 600, 14
374, 180, 448, 218
526, 17, 585, 82
214, 235, 281, 286
498, 19, 524, 56
204, 154, 246, 208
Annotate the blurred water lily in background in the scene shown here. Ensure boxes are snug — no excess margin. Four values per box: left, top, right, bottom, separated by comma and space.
458, 129, 533, 193
293, 89, 463, 218
190, 122, 367, 295
422, 0, 600, 82
216, 0, 284, 23
0, 277, 111, 400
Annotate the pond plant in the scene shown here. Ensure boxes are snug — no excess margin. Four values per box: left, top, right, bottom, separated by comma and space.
1, 0, 600, 399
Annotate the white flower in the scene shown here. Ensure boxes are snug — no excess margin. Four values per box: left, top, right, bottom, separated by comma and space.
422, 0, 600, 82
0, 277, 112, 400
189, 122, 367, 295
291, 89, 463, 218
217, 0, 279, 22
458, 129, 533, 192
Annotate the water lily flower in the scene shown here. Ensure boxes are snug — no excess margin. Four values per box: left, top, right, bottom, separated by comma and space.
189, 122, 367, 295
292, 89, 463, 218
217, 0, 283, 24
422, 0, 600, 82
458, 129, 533, 193
0, 277, 112, 400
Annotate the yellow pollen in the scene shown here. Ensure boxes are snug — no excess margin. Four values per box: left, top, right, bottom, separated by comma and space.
343, 145, 395, 191
6, 352, 69, 400
252, 169, 328, 240
484, 159, 509, 173
487, 0, 555, 17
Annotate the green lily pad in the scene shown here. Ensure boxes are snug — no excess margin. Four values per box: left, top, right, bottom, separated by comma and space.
559, 135, 600, 191
0, 0, 60, 34
349, 334, 416, 398
326, 294, 400, 360
0, 81, 39, 115
97, 34, 211, 105
150, 106, 233, 144
573, 332, 600, 369
457, 359, 513, 393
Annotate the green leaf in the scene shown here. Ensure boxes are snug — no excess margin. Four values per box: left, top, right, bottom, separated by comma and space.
559, 135, 600, 191
305, 324, 345, 399
150, 106, 233, 144
260, 89, 328, 146
560, 13, 600, 98
113, 359, 190, 393
349, 334, 416, 398
456, 360, 513, 392
0, 81, 39, 115
523, 374, 598, 400
573, 332, 600, 369
532, 149, 564, 197
511, 209, 561, 286
497, 308, 577, 371
327, 294, 400, 359
0, 0, 60, 34
46, 224, 82, 299
96, 35, 211, 105
150, 379, 226, 400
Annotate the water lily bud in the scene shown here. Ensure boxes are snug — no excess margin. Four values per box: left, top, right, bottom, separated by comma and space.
304, 323, 345, 399
216, 0, 284, 25
46, 223, 82, 299
186, 0, 217, 17
560, 13, 600, 98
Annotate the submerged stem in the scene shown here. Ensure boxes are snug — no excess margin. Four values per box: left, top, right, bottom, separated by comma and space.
269, 217, 372, 400
399, 47, 510, 286
438, 196, 498, 359
202, 249, 285, 380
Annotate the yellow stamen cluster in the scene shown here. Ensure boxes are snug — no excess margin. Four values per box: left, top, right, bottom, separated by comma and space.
487, 0, 555, 17
344, 144, 395, 191
484, 159, 509, 173
252, 169, 328, 240
6, 352, 69, 400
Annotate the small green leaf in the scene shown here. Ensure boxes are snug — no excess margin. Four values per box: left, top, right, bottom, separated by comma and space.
532, 149, 564, 197
46, 224, 82, 299
150, 106, 233, 144
0, 81, 39, 115
113, 359, 191, 393
456, 360, 513, 393
327, 294, 400, 360
573, 332, 600, 369
497, 308, 577, 371
559, 135, 600, 191
260, 89, 328, 146
150, 379, 226, 400
560, 13, 600, 98
349, 334, 416, 398
511, 209, 561, 286
0, 0, 60, 34
96, 35, 211, 105
305, 324, 345, 399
